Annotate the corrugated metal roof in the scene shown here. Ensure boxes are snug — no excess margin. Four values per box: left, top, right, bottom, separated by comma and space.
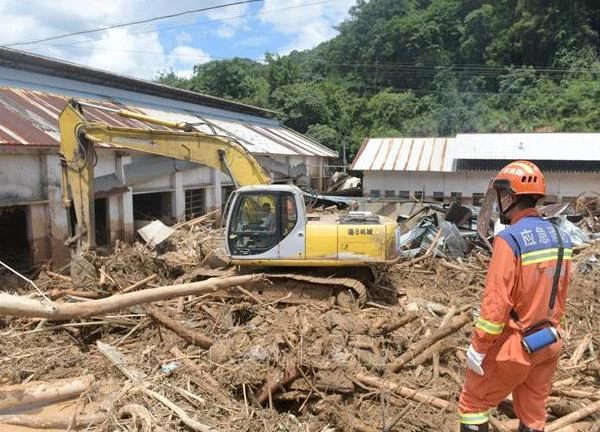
351, 137, 453, 171
0, 86, 337, 158
0, 47, 275, 118
352, 133, 600, 172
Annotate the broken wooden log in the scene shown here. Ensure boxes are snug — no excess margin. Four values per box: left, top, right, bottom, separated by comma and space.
97, 341, 220, 432
46, 270, 73, 282
256, 364, 301, 406
48, 289, 104, 300
409, 339, 453, 366
0, 375, 95, 411
373, 312, 418, 336
569, 333, 593, 366
354, 372, 451, 411
552, 388, 600, 400
118, 404, 152, 432
0, 274, 264, 320
0, 413, 103, 429
387, 313, 471, 372
545, 399, 600, 432
148, 307, 214, 348
169, 347, 233, 408
122, 274, 158, 293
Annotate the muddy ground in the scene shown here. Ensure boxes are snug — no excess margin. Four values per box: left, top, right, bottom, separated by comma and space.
0, 221, 598, 432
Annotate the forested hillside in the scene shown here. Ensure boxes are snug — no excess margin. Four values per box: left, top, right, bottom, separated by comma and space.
158, 0, 600, 159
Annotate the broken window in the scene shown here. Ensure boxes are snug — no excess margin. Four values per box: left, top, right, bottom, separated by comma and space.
433, 192, 444, 202
398, 190, 410, 199
133, 192, 173, 220
385, 190, 395, 198
185, 188, 206, 220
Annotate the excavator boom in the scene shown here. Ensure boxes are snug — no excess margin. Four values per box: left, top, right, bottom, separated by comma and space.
59, 99, 269, 246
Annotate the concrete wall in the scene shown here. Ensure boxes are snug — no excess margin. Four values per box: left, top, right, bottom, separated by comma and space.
0, 148, 70, 265
363, 170, 600, 202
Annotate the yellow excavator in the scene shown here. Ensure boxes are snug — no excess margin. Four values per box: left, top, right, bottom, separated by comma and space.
59, 99, 399, 302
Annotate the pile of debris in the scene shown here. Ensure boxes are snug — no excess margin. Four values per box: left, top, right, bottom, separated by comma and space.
394, 192, 600, 262
0, 205, 599, 432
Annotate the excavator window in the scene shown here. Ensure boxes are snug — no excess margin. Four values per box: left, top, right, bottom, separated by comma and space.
228, 191, 298, 256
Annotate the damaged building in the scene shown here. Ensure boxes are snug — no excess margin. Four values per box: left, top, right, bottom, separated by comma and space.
352, 134, 600, 204
0, 48, 337, 268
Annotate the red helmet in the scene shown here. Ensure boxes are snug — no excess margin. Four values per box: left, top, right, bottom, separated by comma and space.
492, 160, 545, 197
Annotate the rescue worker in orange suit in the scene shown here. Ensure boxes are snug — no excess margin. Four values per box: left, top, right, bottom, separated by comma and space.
459, 161, 572, 432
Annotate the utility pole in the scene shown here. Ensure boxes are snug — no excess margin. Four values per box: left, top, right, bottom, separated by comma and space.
342, 139, 347, 173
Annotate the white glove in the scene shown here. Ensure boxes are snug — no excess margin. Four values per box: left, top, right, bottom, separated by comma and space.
466, 344, 485, 376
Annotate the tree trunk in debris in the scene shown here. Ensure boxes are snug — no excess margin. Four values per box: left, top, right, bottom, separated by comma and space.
0, 275, 263, 320
256, 364, 300, 406
149, 307, 214, 348
545, 399, 600, 432
387, 314, 471, 372
0, 375, 95, 411
0, 413, 104, 429
354, 373, 451, 410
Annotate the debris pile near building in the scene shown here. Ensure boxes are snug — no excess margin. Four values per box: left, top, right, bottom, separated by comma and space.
0, 202, 599, 432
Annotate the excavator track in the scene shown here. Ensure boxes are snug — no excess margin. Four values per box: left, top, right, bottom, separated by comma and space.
265, 273, 368, 306
181, 267, 369, 306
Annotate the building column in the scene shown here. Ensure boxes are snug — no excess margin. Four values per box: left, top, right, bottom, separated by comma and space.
27, 203, 50, 264
171, 171, 185, 221
318, 158, 324, 192
210, 167, 222, 214
117, 155, 134, 243
44, 155, 70, 266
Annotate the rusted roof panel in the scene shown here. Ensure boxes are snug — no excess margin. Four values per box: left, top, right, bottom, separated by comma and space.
0, 86, 337, 158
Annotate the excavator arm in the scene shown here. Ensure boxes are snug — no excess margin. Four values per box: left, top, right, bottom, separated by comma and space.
59, 99, 270, 247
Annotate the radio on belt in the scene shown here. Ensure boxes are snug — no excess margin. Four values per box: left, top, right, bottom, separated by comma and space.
521, 327, 561, 354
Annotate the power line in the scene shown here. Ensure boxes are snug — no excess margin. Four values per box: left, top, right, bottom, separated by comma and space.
45, 0, 341, 47
2, 0, 263, 47
23, 41, 600, 78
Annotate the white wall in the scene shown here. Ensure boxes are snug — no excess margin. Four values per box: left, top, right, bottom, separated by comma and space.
0, 153, 45, 203
363, 170, 600, 200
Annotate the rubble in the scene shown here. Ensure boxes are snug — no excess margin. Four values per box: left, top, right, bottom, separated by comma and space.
0, 199, 598, 431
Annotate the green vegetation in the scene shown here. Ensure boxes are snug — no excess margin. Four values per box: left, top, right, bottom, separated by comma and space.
157, 0, 600, 159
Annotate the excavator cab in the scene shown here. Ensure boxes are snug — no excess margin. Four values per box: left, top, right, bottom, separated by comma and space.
225, 185, 306, 261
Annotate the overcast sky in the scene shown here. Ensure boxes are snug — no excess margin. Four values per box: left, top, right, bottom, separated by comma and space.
0, 0, 357, 80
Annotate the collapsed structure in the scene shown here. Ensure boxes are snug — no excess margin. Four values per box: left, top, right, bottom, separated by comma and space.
0, 48, 337, 268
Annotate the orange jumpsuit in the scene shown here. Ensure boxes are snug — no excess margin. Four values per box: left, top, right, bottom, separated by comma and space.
459, 208, 572, 430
